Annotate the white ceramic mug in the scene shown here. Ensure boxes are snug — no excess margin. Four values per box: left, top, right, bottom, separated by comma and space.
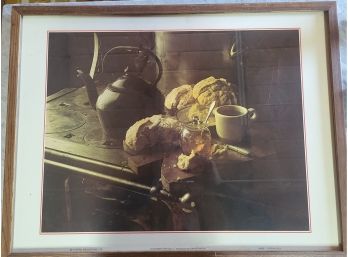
215, 105, 256, 143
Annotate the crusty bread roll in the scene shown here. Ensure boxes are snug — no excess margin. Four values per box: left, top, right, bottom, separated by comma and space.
177, 90, 195, 110
192, 76, 237, 106
197, 88, 236, 106
123, 115, 181, 154
177, 150, 206, 173
164, 84, 195, 115
164, 76, 237, 118
192, 76, 227, 98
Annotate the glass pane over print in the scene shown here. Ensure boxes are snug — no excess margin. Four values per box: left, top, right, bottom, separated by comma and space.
42, 30, 309, 233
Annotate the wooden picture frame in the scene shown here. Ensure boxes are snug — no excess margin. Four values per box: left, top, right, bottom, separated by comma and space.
2, 2, 346, 256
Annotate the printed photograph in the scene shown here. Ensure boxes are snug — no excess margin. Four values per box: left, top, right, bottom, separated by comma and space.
42, 30, 309, 232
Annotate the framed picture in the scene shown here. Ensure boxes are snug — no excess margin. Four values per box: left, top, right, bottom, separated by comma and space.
2, 2, 346, 256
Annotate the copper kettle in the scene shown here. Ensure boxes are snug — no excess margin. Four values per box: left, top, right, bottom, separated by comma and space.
77, 46, 164, 146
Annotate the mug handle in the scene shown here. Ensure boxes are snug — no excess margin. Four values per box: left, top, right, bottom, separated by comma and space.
247, 108, 257, 120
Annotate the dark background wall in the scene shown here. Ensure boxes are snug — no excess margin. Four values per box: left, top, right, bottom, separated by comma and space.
153, 31, 238, 95
47, 31, 239, 96
242, 30, 304, 163
47, 32, 156, 95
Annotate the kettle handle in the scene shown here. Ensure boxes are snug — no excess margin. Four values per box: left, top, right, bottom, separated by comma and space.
101, 46, 163, 86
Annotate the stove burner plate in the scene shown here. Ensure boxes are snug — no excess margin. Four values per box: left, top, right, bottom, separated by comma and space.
84, 127, 123, 149
46, 109, 86, 134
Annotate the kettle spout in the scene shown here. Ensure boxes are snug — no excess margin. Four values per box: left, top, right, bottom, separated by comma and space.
76, 69, 98, 109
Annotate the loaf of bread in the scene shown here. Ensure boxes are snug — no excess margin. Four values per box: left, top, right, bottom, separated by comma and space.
165, 77, 237, 118
176, 90, 195, 110
164, 84, 195, 115
177, 150, 206, 173
123, 114, 181, 154
192, 76, 237, 106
